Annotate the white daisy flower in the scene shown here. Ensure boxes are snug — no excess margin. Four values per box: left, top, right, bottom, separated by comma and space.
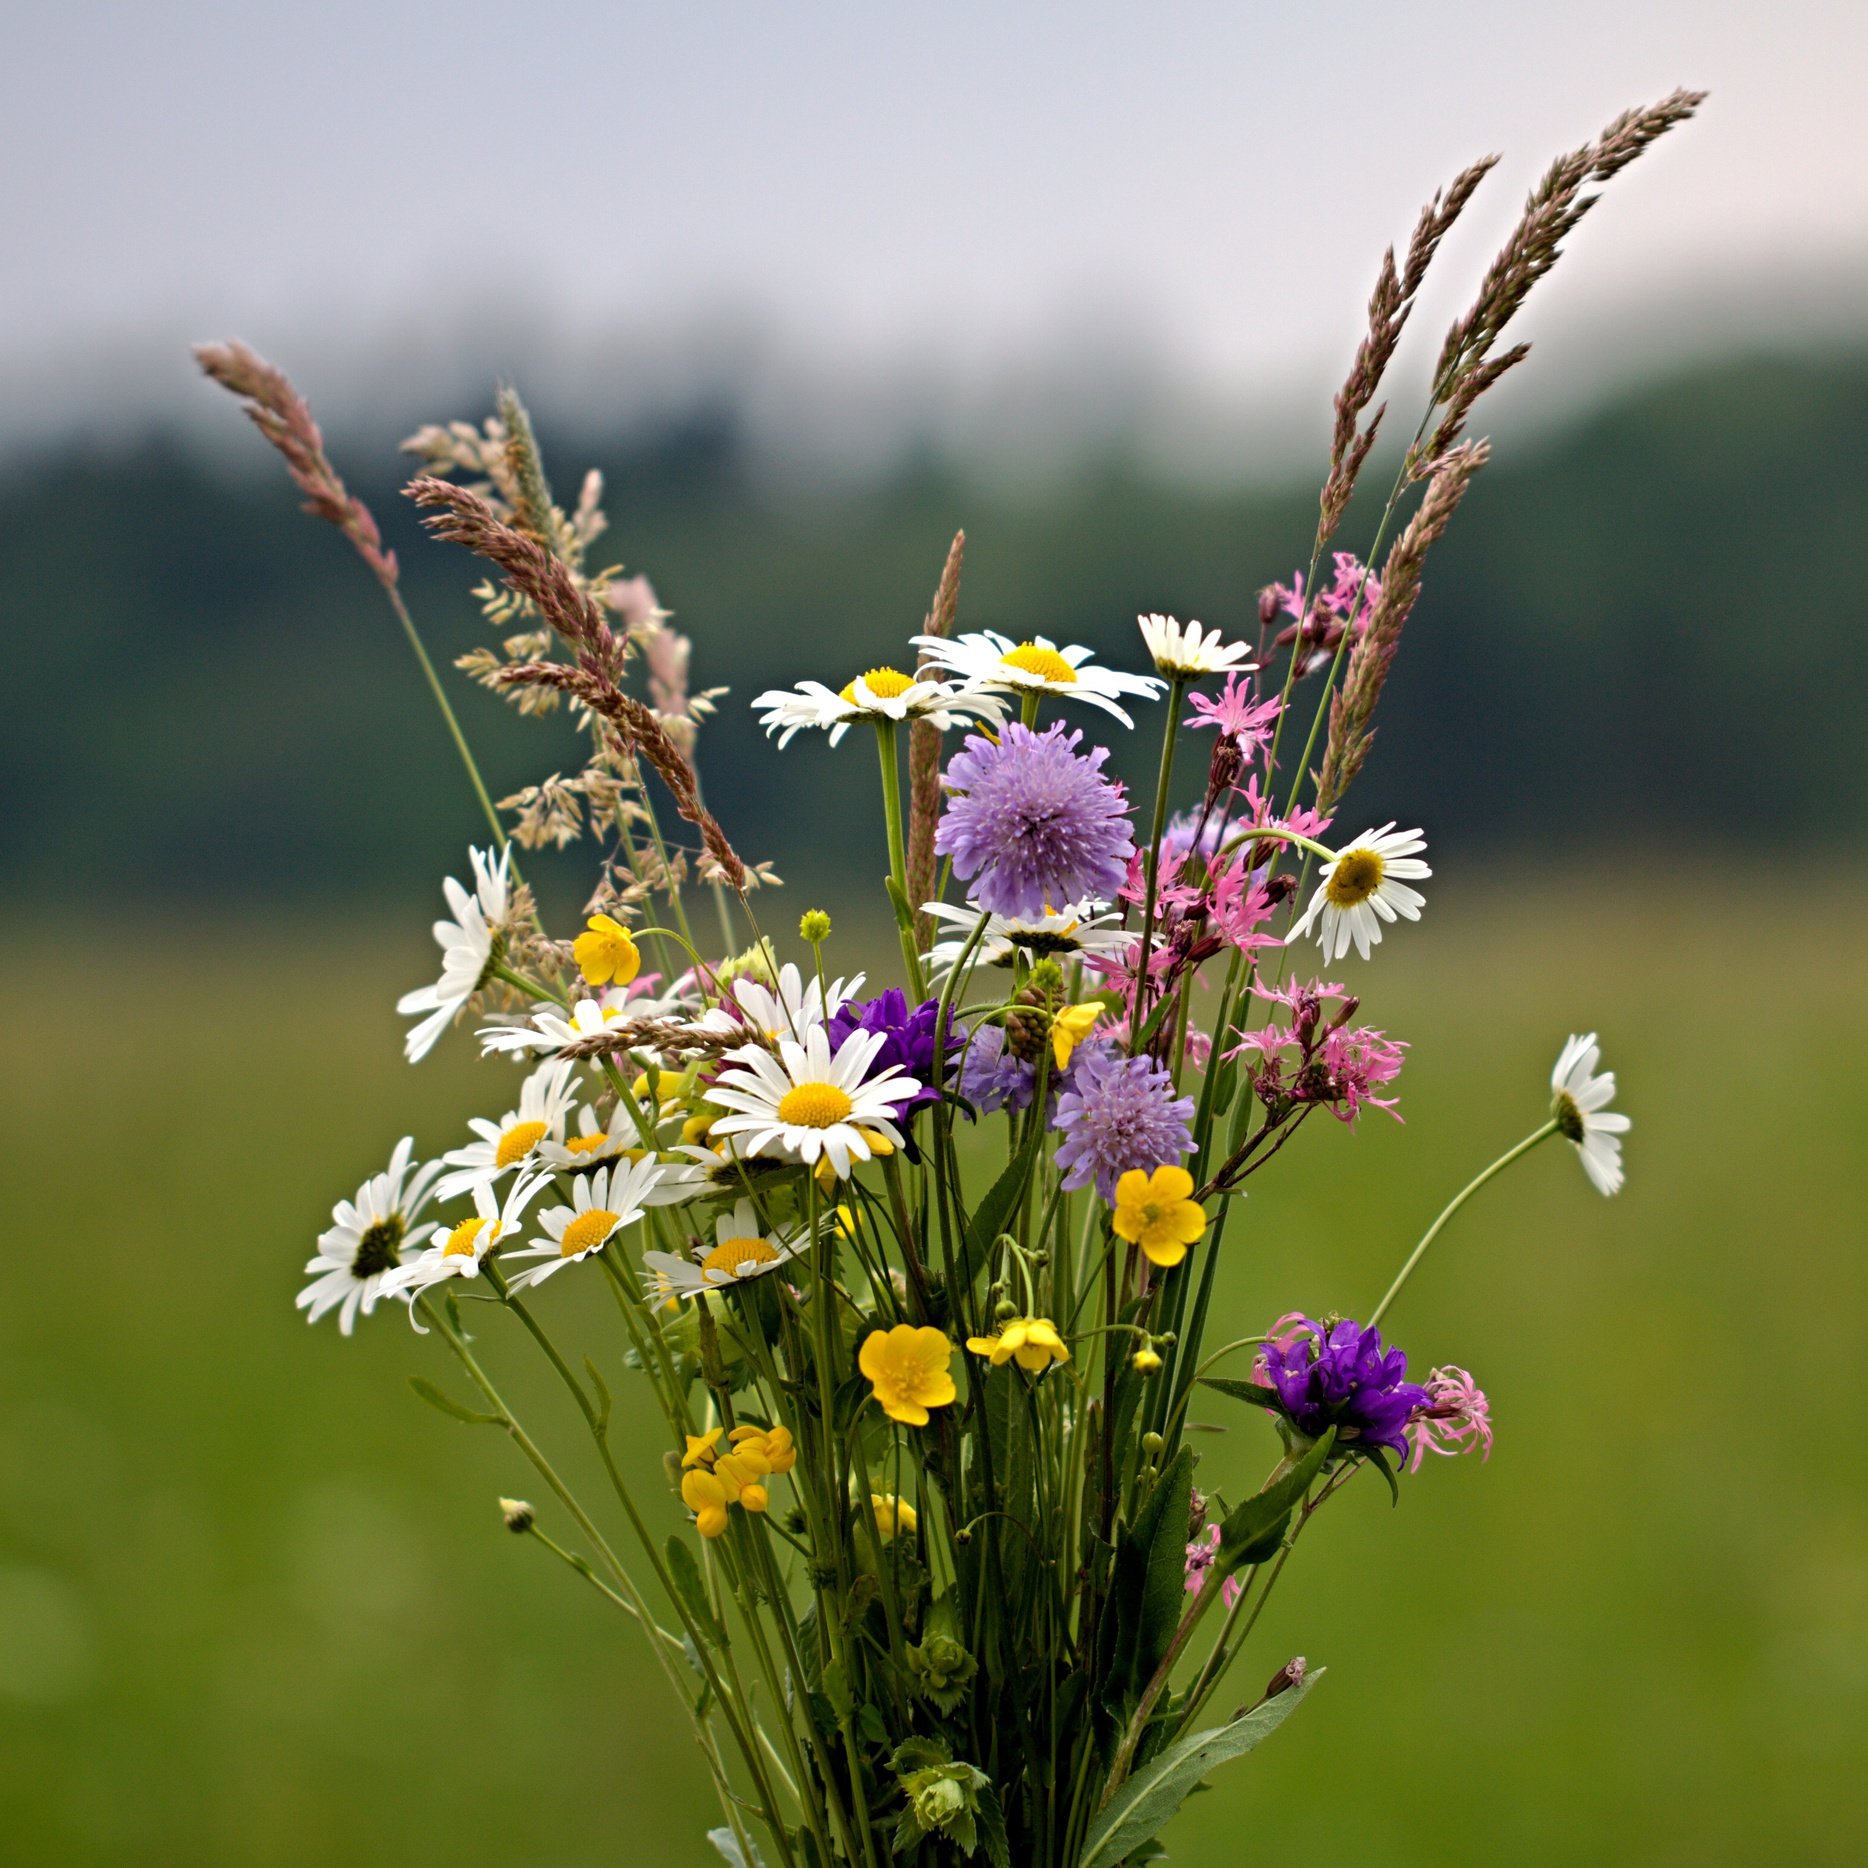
1550, 1033, 1631, 1197
641, 1198, 811, 1298
479, 995, 628, 1057
922, 898, 1135, 977
434, 1060, 577, 1199
708, 1027, 921, 1179
637, 1139, 791, 1205
385, 1170, 550, 1305
536, 1099, 644, 1172
908, 629, 1165, 728
297, 1137, 442, 1334
1137, 613, 1257, 679
396, 845, 512, 1062
504, 1158, 666, 1292
753, 668, 1008, 748
724, 962, 865, 1043
1287, 823, 1431, 962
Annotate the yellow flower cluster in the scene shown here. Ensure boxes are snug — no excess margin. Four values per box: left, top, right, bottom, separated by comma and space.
679, 1423, 796, 1539
966, 1316, 1070, 1373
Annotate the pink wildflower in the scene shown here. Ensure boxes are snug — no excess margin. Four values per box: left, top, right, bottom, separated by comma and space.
1270, 553, 1383, 677
1185, 675, 1281, 759
1315, 1022, 1408, 1124
1405, 1366, 1493, 1473
1209, 858, 1280, 955
1183, 1526, 1243, 1609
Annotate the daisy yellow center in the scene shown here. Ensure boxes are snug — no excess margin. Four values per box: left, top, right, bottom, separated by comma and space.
496, 1120, 548, 1167
564, 1132, 613, 1157
1001, 643, 1077, 684
444, 1216, 490, 1258
701, 1237, 780, 1277
561, 1209, 618, 1256
839, 665, 915, 703
1324, 848, 1386, 908
777, 1082, 853, 1129
1553, 1089, 1586, 1143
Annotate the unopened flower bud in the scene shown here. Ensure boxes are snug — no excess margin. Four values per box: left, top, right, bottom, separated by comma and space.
1132, 1344, 1163, 1375
499, 1497, 535, 1534
1188, 1486, 1209, 1536
1265, 871, 1299, 904
1264, 1656, 1308, 1700
799, 909, 832, 943
1257, 586, 1281, 629
1140, 1431, 1164, 1455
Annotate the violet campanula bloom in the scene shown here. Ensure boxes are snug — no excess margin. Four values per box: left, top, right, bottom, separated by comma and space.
935, 723, 1134, 920
826, 989, 961, 1118
1051, 1046, 1195, 1201
1259, 1315, 1429, 1459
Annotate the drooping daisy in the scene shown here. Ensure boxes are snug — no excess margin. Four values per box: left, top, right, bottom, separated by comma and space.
708, 1026, 921, 1178
725, 962, 865, 1043
1550, 1033, 1630, 1196
536, 1098, 642, 1172
386, 1170, 549, 1303
638, 1138, 791, 1205
1137, 613, 1256, 680
1287, 824, 1431, 962
297, 1137, 442, 1334
396, 846, 512, 1062
479, 996, 629, 1057
434, 1059, 577, 1200
921, 898, 1134, 977
909, 629, 1164, 728
503, 1157, 666, 1292
642, 1198, 811, 1299
752, 669, 1008, 748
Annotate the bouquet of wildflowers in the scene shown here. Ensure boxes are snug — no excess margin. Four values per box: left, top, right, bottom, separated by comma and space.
202, 90, 1695, 1868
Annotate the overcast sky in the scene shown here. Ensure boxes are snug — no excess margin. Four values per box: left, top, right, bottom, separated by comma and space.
6, 1, 1866, 464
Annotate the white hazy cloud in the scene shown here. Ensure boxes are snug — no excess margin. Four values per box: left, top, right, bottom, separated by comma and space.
4, 1, 1866, 466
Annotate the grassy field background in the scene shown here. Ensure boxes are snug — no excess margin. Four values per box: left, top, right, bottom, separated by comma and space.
2, 872, 1862, 1864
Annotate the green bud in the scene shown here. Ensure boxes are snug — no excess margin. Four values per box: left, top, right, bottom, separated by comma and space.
799, 909, 833, 943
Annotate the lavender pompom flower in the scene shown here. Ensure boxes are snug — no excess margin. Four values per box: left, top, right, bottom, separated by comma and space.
960, 1028, 1104, 1118
1259, 1315, 1430, 1460
1051, 1047, 1195, 1201
827, 989, 961, 1118
935, 723, 1134, 920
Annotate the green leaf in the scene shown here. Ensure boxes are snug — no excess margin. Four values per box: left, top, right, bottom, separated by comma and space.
1098, 1445, 1195, 1716
1216, 1429, 1334, 1569
820, 1657, 853, 1722
963, 1148, 1032, 1285
975, 1782, 1011, 1868
1197, 1376, 1280, 1410
1080, 1669, 1324, 1868
706, 1827, 768, 1868
405, 1375, 500, 1426
664, 1535, 726, 1646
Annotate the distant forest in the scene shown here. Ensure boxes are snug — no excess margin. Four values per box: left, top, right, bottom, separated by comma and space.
5, 351, 1862, 911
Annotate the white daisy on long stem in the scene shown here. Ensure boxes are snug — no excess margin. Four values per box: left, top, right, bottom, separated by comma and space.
642, 1198, 811, 1299
908, 629, 1164, 728
1287, 823, 1431, 961
386, 1170, 550, 1306
753, 669, 1008, 748
504, 1157, 666, 1292
922, 898, 1135, 977
1137, 613, 1256, 679
709, 1027, 920, 1178
725, 962, 865, 1043
1550, 1033, 1631, 1196
297, 1138, 442, 1334
434, 1060, 577, 1200
396, 846, 512, 1062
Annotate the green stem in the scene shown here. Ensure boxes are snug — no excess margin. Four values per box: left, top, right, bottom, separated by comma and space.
1368, 1119, 1559, 1329
875, 719, 925, 996
1132, 676, 1187, 1039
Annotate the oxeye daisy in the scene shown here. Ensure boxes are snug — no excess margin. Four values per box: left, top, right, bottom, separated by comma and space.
536, 1099, 641, 1172
1287, 823, 1431, 962
751, 670, 1007, 748
1550, 1032, 1630, 1196
909, 629, 1164, 728
1137, 613, 1256, 679
396, 845, 512, 1062
297, 1137, 442, 1334
708, 1026, 921, 1179
641, 1198, 811, 1299
387, 1170, 549, 1305
479, 995, 630, 1057
434, 1059, 577, 1200
726, 961, 865, 1042
504, 1157, 665, 1291
921, 898, 1134, 977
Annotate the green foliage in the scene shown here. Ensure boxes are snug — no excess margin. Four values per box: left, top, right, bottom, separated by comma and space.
1216, 1431, 1335, 1571
889, 1738, 1009, 1866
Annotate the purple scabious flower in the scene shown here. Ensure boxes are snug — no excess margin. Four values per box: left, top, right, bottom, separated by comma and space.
1259, 1316, 1430, 1459
960, 1028, 1103, 1119
826, 989, 960, 1117
935, 723, 1134, 920
1051, 1046, 1195, 1201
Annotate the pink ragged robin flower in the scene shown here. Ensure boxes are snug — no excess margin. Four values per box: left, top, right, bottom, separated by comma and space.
1405, 1367, 1493, 1472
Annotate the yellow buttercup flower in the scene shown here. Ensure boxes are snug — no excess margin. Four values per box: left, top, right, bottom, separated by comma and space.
859, 1325, 958, 1427
1131, 1344, 1164, 1374
965, 1316, 1070, 1373
1050, 1002, 1104, 1070
1110, 1165, 1208, 1269
870, 1493, 917, 1542
573, 913, 642, 987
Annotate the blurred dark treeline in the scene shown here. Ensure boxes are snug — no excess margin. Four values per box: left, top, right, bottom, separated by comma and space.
3, 350, 1860, 913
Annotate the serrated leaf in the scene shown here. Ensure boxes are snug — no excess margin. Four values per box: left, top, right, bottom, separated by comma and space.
1080, 1670, 1324, 1868
406, 1374, 500, 1426
1216, 1429, 1334, 1570
975, 1780, 1011, 1868
664, 1534, 726, 1646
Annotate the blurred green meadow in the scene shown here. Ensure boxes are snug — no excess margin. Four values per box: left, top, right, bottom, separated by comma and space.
3, 870, 1862, 1865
